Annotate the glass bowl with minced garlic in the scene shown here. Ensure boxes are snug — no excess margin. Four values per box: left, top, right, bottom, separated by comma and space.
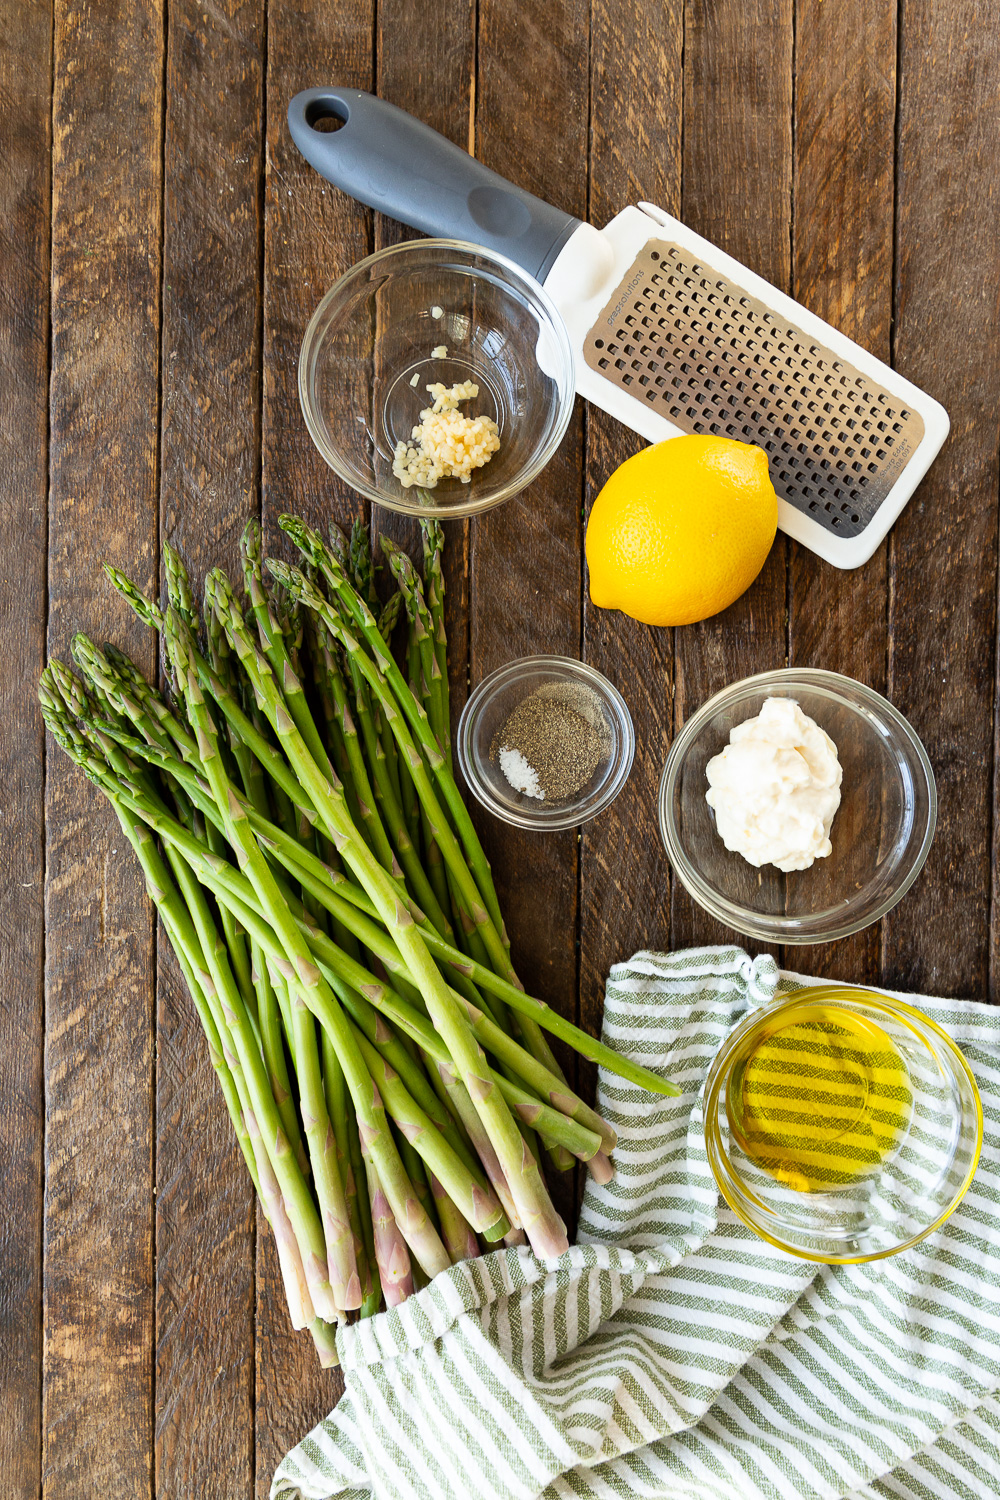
298, 239, 575, 518
457, 656, 635, 831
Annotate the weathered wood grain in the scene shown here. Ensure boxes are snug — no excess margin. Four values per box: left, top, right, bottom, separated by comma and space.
473, 0, 591, 1228
787, 0, 897, 984
261, 0, 373, 558
670, 0, 794, 956
888, 0, 1000, 998
580, 0, 684, 1078
44, 1, 165, 1496
257, 2, 374, 1486
0, 1, 52, 1493
154, 4, 265, 1495
371, 0, 476, 744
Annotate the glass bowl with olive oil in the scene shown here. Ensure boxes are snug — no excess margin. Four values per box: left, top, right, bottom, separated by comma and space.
704, 986, 982, 1262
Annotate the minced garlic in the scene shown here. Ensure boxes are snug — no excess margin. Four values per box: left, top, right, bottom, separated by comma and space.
431, 344, 448, 358
392, 380, 500, 489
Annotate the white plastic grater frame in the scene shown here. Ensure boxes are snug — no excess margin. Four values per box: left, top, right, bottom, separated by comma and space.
543, 204, 950, 570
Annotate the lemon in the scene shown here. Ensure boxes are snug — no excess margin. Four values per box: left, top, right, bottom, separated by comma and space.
585, 435, 778, 627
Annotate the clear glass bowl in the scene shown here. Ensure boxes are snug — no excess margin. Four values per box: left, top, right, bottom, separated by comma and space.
704, 986, 983, 1262
659, 668, 937, 944
298, 239, 575, 518
457, 656, 635, 831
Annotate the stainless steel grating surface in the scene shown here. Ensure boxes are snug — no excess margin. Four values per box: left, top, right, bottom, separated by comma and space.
582, 240, 924, 537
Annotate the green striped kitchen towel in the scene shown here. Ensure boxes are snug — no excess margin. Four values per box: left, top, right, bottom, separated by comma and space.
272, 946, 1000, 1500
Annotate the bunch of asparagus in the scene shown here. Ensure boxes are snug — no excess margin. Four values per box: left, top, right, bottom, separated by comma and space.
39, 513, 677, 1365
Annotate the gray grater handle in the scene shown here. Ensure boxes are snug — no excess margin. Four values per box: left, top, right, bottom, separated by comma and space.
287, 87, 581, 283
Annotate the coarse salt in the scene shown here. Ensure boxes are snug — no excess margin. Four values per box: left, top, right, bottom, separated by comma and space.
499, 746, 543, 800
430, 305, 444, 319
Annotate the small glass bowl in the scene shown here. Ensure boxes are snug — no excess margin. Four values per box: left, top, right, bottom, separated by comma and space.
659, 668, 937, 944
704, 986, 983, 1262
457, 656, 635, 831
298, 239, 575, 518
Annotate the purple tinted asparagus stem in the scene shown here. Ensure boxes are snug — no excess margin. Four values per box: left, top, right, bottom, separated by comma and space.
246, 1107, 315, 1330
434, 1058, 521, 1231
365, 1160, 414, 1308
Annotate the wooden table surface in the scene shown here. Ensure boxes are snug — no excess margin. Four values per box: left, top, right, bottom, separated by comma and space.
2, 0, 999, 1495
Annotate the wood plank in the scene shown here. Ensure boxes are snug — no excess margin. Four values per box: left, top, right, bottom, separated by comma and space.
473, 0, 591, 1230
371, 0, 475, 748
889, 0, 1000, 999
257, 3, 374, 1487
154, 3, 265, 1495
580, 1, 684, 1082
786, 0, 897, 984
260, 0, 373, 556
670, 0, 794, 956
44, 1, 165, 1495
0, 0, 53, 1492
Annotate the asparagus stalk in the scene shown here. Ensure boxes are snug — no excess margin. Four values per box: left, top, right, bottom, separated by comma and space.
252, 941, 309, 1175
280, 524, 594, 1173
207, 568, 569, 1258
430, 1173, 479, 1264
377, 590, 403, 642
44, 675, 335, 1323
278, 516, 505, 937
345, 1099, 382, 1318
365, 1160, 413, 1307
81, 710, 670, 1103
163, 540, 198, 634
349, 1021, 504, 1237
268, 554, 589, 1166
420, 517, 450, 766
321, 1031, 372, 1314
381, 537, 447, 761
45, 516, 684, 1355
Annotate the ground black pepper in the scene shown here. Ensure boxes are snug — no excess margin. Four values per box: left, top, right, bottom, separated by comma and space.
493, 682, 610, 802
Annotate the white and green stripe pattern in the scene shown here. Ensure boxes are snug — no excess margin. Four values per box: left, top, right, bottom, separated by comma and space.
272, 947, 1000, 1500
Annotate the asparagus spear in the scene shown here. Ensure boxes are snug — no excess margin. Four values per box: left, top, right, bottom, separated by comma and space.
420, 517, 450, 765
365, 1160, 413, 1307
269, 551, 590, 1170
82, 707, 672, 1102
206, 568, 569, 1257
42, 674, 334, 1323
278, 515, 505, 938
44, 516, 684, 1358
380, 537, 447, 762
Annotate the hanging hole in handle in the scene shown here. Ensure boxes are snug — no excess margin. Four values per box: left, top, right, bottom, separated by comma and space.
305, 100, 349, 133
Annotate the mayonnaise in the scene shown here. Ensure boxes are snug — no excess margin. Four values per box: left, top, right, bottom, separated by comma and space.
705, 697, 842, 873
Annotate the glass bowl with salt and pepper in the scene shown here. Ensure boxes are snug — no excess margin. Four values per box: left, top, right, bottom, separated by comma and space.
457, 656, 635, 830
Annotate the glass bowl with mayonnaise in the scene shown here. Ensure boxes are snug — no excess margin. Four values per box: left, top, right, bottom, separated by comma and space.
659, 669, 937, 944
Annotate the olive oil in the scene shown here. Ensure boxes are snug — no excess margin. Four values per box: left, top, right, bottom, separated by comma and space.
726, 1001, 913, 1193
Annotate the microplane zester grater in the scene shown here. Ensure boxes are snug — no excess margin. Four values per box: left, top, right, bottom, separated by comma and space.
289, 88, 949, 569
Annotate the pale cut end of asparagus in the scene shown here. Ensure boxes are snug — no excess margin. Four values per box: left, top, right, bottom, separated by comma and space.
367, 1164, 414, 1307
309, 1317, 341, 1369
586, 1150, 615, 1186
